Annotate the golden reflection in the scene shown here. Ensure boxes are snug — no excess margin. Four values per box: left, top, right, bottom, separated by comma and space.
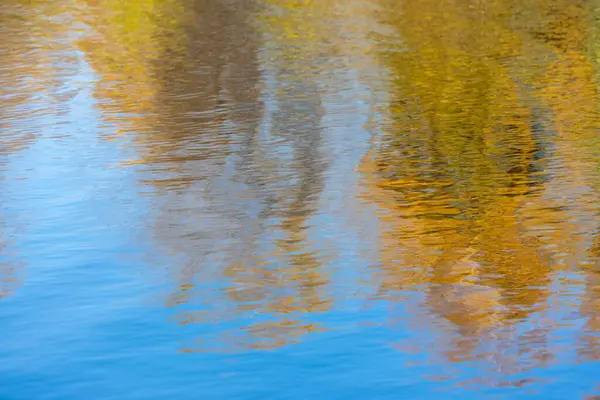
1, 0, 75, 152
79, 0, 265, 183
362, 0, 600, 381
532, 0, 600, 364
66, 0, 600, 378
79, 0, 336, 350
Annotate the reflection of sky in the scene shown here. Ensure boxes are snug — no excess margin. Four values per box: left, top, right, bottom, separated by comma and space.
1, 5, 600, 400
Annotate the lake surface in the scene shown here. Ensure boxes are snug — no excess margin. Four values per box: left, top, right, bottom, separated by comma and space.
2, 0, 600, 398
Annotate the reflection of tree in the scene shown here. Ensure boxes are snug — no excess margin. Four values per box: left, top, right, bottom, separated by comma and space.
527, 0, 600, 364
165, 0, 335, 350
207, 0, 334, 350
79, 0, 233, 179
529, 0, 600, 363
359, 0, 600, 380
187, 0, 381, 349
218, 46, 331, 349
1, 0, 72, 154
79, 0, 334, 350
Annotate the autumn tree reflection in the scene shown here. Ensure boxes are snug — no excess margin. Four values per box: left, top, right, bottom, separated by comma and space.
211, 0, 335, 350
362, 0, 600, 381
528, 0, 600, 363
78, 0, 337, 350
75, 0, 600, 365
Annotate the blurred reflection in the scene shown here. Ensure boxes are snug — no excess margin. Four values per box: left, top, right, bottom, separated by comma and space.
213, 0, 340, 349
4, 0, 600, 393
531, 0, 600, 363
79, 0, 338, 350
0, 218, 20, 299
363, 0, 600, 384
2, 0, 59, 151
1, 0, 83, 297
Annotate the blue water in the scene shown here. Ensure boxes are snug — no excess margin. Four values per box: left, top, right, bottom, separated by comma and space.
1, 0, 600, 398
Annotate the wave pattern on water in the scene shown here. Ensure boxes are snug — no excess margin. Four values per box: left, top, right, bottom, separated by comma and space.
2, 0, 600, 398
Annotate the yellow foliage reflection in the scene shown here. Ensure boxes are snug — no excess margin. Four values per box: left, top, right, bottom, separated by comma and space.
362, 0, 600, 380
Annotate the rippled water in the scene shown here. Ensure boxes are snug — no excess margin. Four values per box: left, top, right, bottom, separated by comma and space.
2, 0, 600, 398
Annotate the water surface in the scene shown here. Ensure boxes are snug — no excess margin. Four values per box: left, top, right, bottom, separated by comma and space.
2, 0, 600, 398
